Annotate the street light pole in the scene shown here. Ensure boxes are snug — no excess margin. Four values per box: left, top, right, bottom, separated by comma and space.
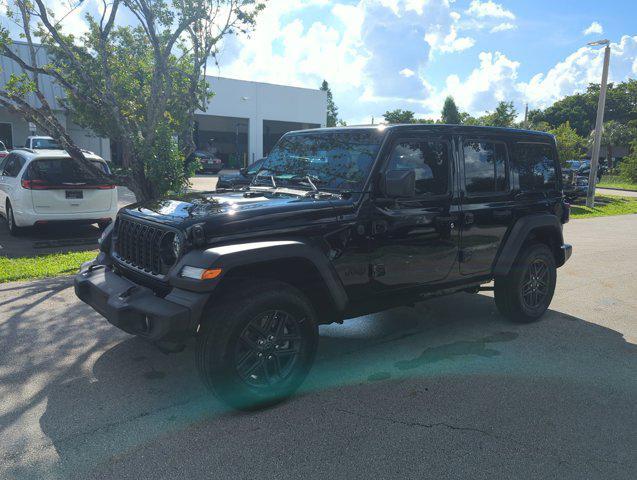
586, 39, 611, 208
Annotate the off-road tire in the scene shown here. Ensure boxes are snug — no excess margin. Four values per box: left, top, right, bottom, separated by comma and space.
196, 280, 319, 411
494, 243, 556, 323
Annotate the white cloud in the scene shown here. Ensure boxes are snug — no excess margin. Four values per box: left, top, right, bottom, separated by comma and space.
519, 35, 637, 108
490, 22, 516, 33
425, 25, 476, 55
423, 51, 520, 115
399, 68, 416, 77
583, 21, 603, 36
466, 1, 515, 20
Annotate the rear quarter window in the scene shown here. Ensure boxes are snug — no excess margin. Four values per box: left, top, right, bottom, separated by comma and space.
511, 142, 558, 192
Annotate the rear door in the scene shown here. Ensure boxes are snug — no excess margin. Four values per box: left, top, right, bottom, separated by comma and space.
459, 137, 516, 276
25, 157, 114, 214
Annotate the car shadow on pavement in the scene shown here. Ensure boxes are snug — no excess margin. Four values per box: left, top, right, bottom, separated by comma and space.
14, 291, 632, 479
0, 220, 102, 258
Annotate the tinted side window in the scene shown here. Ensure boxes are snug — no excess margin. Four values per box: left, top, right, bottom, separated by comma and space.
3, 155, 24, 177
463, 141, 507, 194
512, 143, 557, 191
388, 140, 449, 195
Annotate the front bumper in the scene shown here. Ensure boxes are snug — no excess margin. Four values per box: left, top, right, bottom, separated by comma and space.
75, 263, 208, 341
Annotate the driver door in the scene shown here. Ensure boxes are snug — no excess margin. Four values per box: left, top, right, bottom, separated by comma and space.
369, 134, 460, 290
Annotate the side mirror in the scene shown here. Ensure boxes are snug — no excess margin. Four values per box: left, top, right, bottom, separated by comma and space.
239, 167, 248, 175
380, 169, 416, 198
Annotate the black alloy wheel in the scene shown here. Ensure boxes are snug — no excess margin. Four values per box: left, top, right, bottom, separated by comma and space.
234, 310, 303, 389
520, 259, 550, 309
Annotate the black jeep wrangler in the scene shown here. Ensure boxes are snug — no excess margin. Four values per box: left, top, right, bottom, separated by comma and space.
75, 125, 572, 409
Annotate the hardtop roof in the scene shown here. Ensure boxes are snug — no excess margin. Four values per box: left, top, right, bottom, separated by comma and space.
286, 123, 555, 141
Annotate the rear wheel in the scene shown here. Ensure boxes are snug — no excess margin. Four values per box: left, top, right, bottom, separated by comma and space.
6, 202, 23, 237
494, 243, 556, 323
196, 281, 318, 410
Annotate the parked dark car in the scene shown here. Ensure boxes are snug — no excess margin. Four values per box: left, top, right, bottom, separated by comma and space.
188, 150, 224, 174
75, 125, 572, 410
216, 158, 266, 189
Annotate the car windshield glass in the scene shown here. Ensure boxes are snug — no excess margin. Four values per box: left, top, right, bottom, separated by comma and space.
246, 159, 265, 175
258, 130, 383, 191
27, 158, 112, 185
32, 138, 62, 149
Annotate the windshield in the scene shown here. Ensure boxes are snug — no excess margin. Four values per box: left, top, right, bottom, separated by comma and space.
32, 138, 62, 149
257, 130, 383, 191
246, 158, 265, 175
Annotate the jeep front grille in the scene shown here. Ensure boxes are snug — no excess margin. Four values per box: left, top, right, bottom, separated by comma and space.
114, 216, 168, 276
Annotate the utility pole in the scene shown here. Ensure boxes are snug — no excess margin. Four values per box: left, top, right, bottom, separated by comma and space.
523, 103, 529, 129
586, 39, 611, 208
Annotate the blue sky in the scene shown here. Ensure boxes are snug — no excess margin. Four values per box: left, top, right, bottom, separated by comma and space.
3, 1, 637, 124
217, 0, 637, 123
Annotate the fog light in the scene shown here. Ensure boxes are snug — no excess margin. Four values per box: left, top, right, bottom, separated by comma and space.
180, 266, 223, 280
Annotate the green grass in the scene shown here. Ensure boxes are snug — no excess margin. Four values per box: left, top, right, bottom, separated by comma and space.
571, 195, 637, 219
597, 175, 637, 191
0, 250, 98, 283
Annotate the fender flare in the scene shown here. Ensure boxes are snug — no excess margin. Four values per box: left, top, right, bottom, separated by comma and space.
169, 239, 348, 314
493, 214, 565, 277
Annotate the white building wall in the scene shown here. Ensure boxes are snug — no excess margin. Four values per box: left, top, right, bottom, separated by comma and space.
200, 76, 327, 161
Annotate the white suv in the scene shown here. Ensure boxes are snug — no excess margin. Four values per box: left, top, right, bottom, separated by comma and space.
0, 149, 118, 236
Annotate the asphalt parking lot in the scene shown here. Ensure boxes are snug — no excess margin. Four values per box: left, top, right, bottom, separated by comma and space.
0, 214, 635, 479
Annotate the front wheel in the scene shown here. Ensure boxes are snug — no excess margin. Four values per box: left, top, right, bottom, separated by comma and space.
494, 243, 557, 323
196, 281, 318, 410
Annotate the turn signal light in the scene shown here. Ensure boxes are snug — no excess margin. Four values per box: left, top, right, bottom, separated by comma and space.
180, 266, 223, 280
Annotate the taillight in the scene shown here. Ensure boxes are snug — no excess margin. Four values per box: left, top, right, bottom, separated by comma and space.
21, 179, 48, 189
95, 184, 116, 189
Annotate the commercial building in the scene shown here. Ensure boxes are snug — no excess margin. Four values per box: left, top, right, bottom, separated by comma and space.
0, 42, 327, 167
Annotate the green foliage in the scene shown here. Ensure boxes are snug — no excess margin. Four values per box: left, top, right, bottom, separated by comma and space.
481, 101, 517, 127
549, 121, 587, 164
0, 0, 263, 201
619, 140, 637, 182
596, 120, 635, 151
598, 175, 637, 191
530, 79, 637, 136
383, 109, 415, 124
570, 195, 637, 219
441, 96, 461, 124
0, 250, 98, 283
321, 80, 340, 127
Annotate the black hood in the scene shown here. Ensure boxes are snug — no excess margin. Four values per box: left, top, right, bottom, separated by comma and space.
120, 190, 345, 237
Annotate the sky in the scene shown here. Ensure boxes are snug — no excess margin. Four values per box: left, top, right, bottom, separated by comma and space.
3, 0, 637, 124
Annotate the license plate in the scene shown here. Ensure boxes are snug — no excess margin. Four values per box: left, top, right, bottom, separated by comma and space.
66, 190, 83, 199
